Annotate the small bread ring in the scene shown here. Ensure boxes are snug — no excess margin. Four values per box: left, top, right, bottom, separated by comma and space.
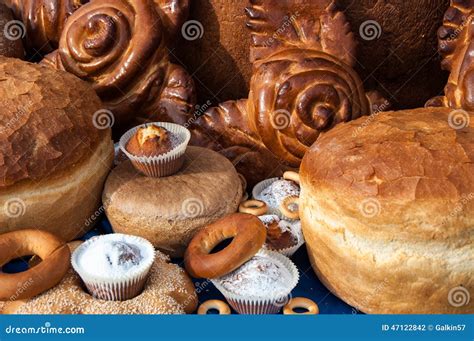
239, 200, 268, 216
280, 196, 300, 220
283, 171, 300, 184
283, 297, 319, 315
0, 229, 70, 301
198, 299, 231, 315
185, 213, 267, 278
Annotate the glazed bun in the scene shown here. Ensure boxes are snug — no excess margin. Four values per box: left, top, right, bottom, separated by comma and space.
0, 57, 114, 241
301, 107, 473, 314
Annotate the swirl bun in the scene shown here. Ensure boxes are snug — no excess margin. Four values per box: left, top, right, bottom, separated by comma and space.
4, 0, 84, 54
248, 49, 370, 167
42, 0, 195, 131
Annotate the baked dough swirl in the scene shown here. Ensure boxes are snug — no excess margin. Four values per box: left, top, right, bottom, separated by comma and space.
42, 0, 195, 130
248, 48, 370, 167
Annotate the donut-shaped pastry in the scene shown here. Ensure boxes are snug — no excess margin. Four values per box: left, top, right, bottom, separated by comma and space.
280, 196, 300, 220
239, 200, 268, 216
0, 230, 70, 301
283, 171, 300, 184
283, 297, 319, 315
197, 300, 231, 315
2, 251, 197, 314
184, 213, 267, 278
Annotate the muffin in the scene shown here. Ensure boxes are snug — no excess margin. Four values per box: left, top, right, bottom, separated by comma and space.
211, 250, 299, 314
259, 215, 304, 257
71, 234, 155, 301
120, 122, 191, 177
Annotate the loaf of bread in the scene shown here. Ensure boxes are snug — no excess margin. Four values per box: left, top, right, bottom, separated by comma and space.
300, 107, 473, 314
0, 57, 114, 241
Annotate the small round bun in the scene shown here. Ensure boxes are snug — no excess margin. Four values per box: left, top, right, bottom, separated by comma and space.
126, 125, 173, 157
301, 107, 473, 314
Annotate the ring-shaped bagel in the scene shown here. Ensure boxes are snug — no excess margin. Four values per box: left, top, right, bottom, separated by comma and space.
280, 196, 300, 220
197, 299, 231, 315
184, 213, 267, 278
283, 297, 319, 315
239, 199, 268, 216
0, 229, 70, 301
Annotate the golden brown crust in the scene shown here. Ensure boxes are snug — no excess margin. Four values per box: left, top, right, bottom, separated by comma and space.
184, 213, 267, 278
0, 3, 24, 58
103, 147, 242, 257
301, 107, 474, 314
3, 251, 197, 314
0, 56, 107, 188
3, 0, 83, 54
126, 125, 172, 157
40, 0, 195, 132
0, 230, 70, 301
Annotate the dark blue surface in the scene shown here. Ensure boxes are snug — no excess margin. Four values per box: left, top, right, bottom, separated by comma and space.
3, 217, 356, 314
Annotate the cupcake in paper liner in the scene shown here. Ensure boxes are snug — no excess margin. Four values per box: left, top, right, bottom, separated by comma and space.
71, 234, 155, 301
252, 173, 300, 220
259, 215, 305, 257
211, 250, 299, 314
119, 122, 191, 177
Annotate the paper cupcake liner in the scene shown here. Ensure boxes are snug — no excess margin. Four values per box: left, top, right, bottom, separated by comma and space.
119, 122, 191, 178
264, 222, 305, 257
71, 234, 155, 301
211, 250, 299, 314
252, 178, 299, 222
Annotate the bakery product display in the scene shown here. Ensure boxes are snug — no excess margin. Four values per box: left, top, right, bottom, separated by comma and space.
3, 250, 198, 314
71, 234, 155, 301
259, 215, 304, 257
211, 250, 299, 314
40, 0, 195, 133
185, 213, 267, 279
191, 3, 374, 186
103, 146, 242, 257
0, 57, 114, 241
0, 230, 70, 300
253, 176, 300, 219
120, 122, 191, 177
0, 3, 24, 58
300, 107, 474, 314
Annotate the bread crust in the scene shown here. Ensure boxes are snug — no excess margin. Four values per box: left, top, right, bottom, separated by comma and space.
301, 107, 473, 314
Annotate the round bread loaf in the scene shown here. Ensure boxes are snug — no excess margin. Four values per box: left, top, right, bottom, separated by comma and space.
103, 146, 242, 257
300, 107, 473, 314
0, 57, 114, 241
0, 3, 24, 58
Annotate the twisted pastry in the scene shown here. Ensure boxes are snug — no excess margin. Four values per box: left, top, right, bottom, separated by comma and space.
248, 48, 370, 167
3, 0, 86, 54
41, 0, 195, 131
427, 0, 474, 110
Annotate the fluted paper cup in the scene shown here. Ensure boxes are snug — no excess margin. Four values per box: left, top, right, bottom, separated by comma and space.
119, 122, 191, 177
264, 221, 305, 257
71, 234, 155, 301
211, 250, 299, 314
252, 178, 300, 221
